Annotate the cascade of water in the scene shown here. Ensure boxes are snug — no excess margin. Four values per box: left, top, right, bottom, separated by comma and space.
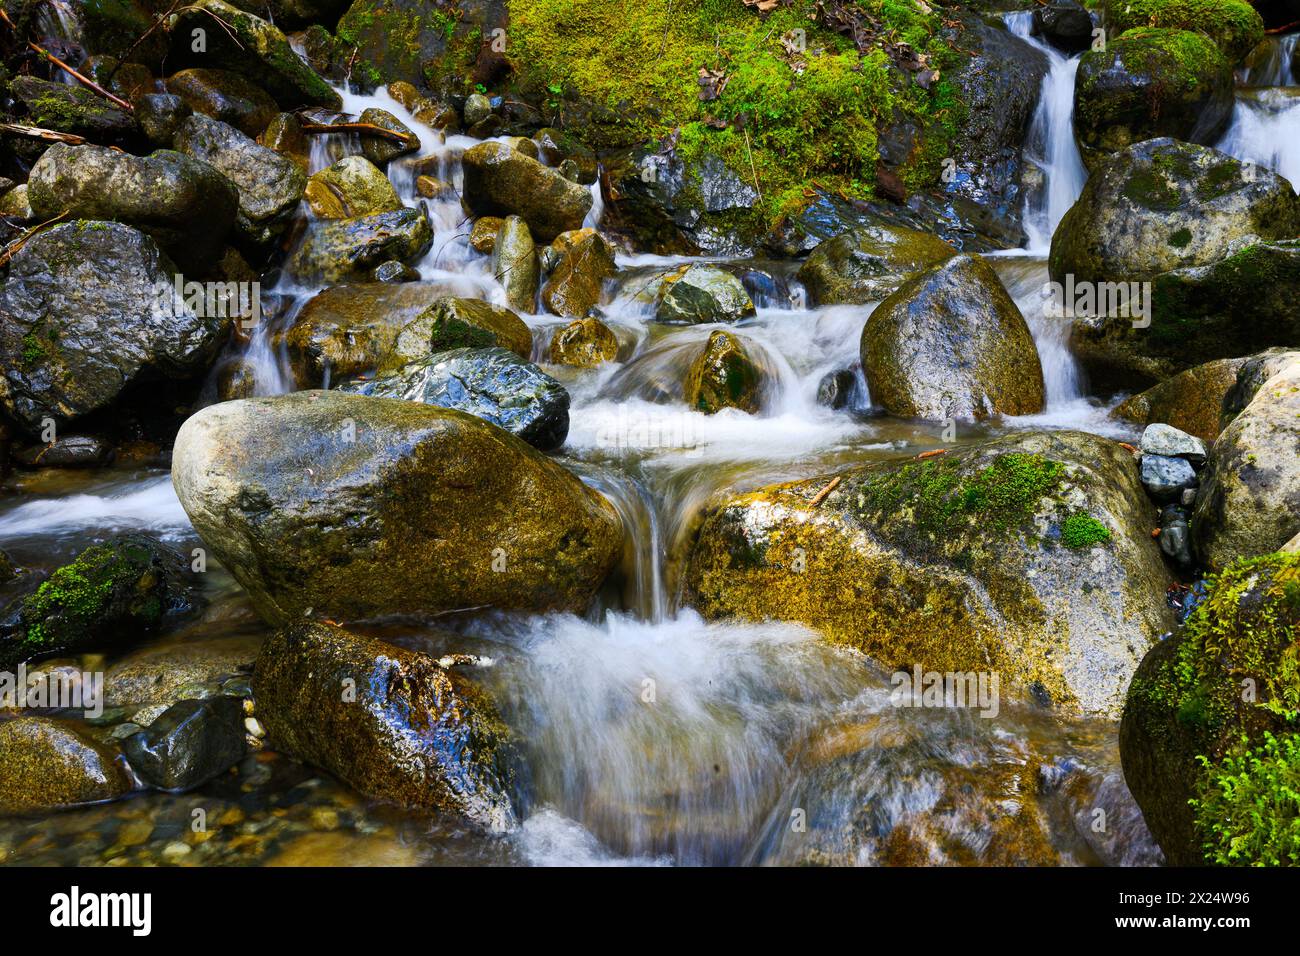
1006, 12, 1089, 255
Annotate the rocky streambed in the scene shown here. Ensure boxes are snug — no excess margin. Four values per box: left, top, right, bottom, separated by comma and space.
0, 0, 1297, 867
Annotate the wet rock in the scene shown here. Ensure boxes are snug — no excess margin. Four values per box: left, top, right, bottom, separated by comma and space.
462, 141, 593, 242
817, 368, 859, 410
0, 185, 31, 221
1139, 454, 1197, 501
0, 221, 228, 432
279, 282, 443, 385
541, 230, 617, 318
166, 68, 279, 137
26, 143, 238, 273
0, 718, 132, 815
1121, 552, 1298, 865
305, 155, 402, 219
470, 216, 504, 253
861, 254, 1045, 421
133, 92, 192, 146
104, 635, 258, 708
123, 696, 247, 792
415, 175, 450, 199
413, 296, 534, 359
1158, 505, 1193, 567
167, 0, 341, 109
12, 436, 115, 469
941, 13, 1049, 245
1103, 0, 1265, 63
463, 92, 493, 126
357, 107, 419, 164
1192, 355, 1300, 569
1218, 347, 1300, 427
8, 75, 135, 142
173, 113, 307, 245
258, 112, 311, 171
684, 330, 763, 415
797, 224, 956, 306
1111, 356, 1248, 442
254, 622, 516, 829
342, 346, 570, 451
287, 205, 433, 283
654, 264, 755, 325
371, 260, 420, 282
535, 127, 598, 184
1074, 29, 1234, 168
171, 391, 623, 623
686, 430, 1174, 718
0, 535, 198, 672
548, 317, 618, 368
1139, 423, 1206, 463
492, 215, 539, 313
1032, 0, 1095, 53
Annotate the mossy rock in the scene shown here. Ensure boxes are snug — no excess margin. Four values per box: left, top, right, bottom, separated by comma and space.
287, 206, 433, 283
1102, 0, 1265, 63
305, 155, 402, 219
491, 215, 539, 313
171, 391, 623, 624
654, 263, 755, 325
861, 253, 1045, 421
540, 230, 617, 318
254, 622, 517, 828
166, 0, 342, 109
1111, 355, 1248, 442
403, 295, 534, 362
166, 68, 280, 138
1074, 29, 1234, 169
0, 535, 198, 672
685, 430, 1174, 718
548, 316, 618, 368
797, 223, 957, 306
1120, 552, 1300, 864
0, 718, 132, 816
684, 330, 763, 415
332, 0, 499, 91
462, 141, 593, 242
8, 75, 135, 142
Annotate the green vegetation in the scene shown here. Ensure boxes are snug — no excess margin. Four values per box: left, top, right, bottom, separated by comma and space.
1193, 732, 1300, 866
1103, 0, 1265, 63
854, 452, 1066, 540
507, 0, 961, 221
1061, 512, 1112, 548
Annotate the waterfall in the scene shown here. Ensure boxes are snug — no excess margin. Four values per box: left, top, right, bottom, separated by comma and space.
1216, 32, 1300, 192
1006, 12, 1089, 255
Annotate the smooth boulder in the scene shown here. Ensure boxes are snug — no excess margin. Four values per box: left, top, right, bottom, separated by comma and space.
461, 141, 592, 242
796, 224, 956, 306
654, 264, 755, 325
287, 206, 432, 283
861, 254, 1045, 421
0, 718, 132, 815
305, 155, 401, 219
171, 391, 623, 624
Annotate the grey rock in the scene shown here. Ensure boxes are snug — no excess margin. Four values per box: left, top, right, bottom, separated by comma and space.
123, 696, 247, 792
1139, 423, 1207, 463
1140, 454, 1197, 501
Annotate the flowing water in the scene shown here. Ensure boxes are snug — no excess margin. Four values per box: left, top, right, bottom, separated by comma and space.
1216, 33, 1300, 190
0, 34, 1178, 867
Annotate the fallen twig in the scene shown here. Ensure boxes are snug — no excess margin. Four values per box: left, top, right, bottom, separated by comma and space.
809, 475, 842, 507
0, 211, 70, 268
299, 121, 415, 144
0, 122, 86, 144
916, 448, 947, 460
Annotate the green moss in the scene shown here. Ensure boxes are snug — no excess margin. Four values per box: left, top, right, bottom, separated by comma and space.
854, 452, 1065, 544
1104, 0, 1265, 62
1061, 512, 1112, 548
506, 0, 959, 224
429, 316, 498, 353
1192, 731, 1300, 866
19, 332, 48, 370
1169, 226, 1192, 248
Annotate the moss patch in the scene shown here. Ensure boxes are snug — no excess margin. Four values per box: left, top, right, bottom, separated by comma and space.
1192, 731, 1300, 865
1103, 0, 1265, 63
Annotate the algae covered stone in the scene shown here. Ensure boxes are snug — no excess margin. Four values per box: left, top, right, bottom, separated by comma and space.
254, 622, 517, 829
541, 231, 618, 318
406, 296, 534, 360
1102, 0, 1264, 62
288, 206, 432, 283
1120, 552, 1300, 864
684, 330, 763, 415
861, 254, 1045, 421
796, 224, 956, 306
685, 430, 1174, 718
492, 215, 539, 313
171, 391, 623, 624
305, 155, 402, 219
549, 317, 619, 368
1112, 356, 1248, 442
655, 264, 755, 325
0, 718, 132, 816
